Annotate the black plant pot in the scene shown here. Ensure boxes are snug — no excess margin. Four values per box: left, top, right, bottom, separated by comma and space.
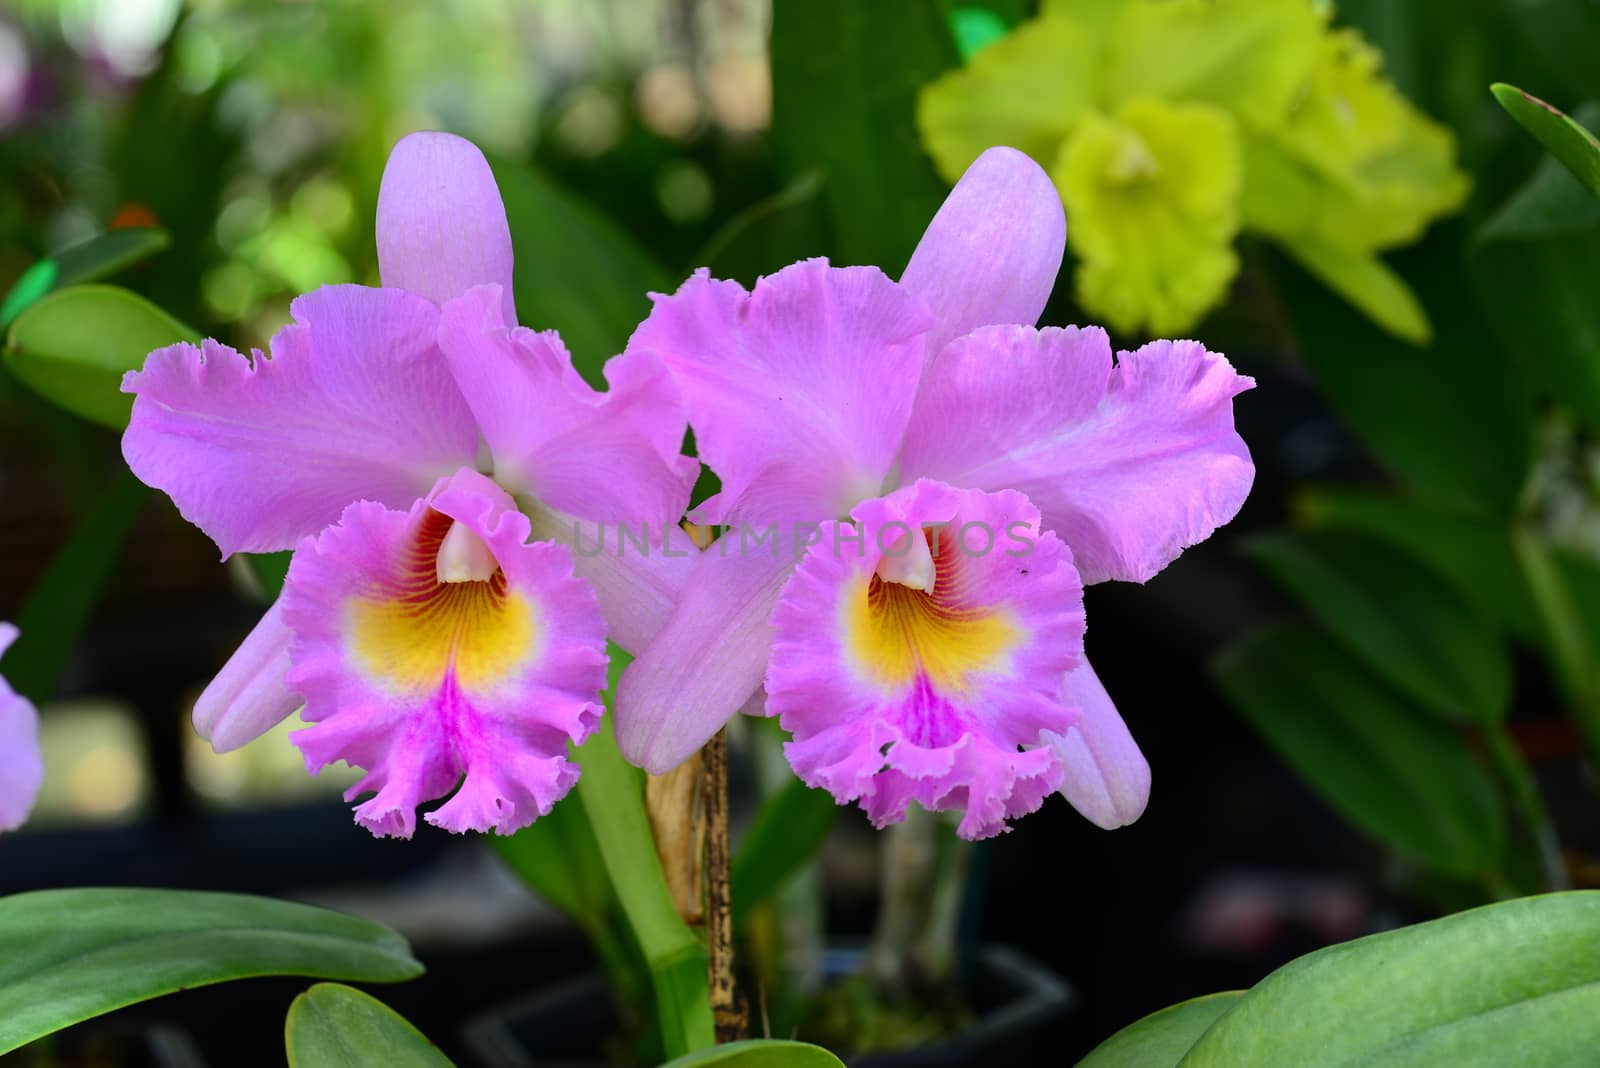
460, 943, 1072, 1068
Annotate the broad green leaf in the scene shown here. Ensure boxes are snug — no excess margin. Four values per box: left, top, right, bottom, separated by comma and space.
694, 170, 826, 286
1473, 107, 1600, 428
285, 984, 454, 1068
1492, 84, 1600, 201
5, 472, 145, 704
1214, 622, 1504, 879
487, 156, 671, 387
732, 776, 838, 930
4, 284, 197, 429
0, 228, 171, 329
1277, 236, 1430, 345
1275, 233, 1532, 517
576, 645, 715, 1059
1246, 531, 1511, 724
1179, 892, 1600, 1067
0, 888, 423, 1055
1295, 488, 1540, 642
659, 1038, 846, 1068
1077, 992, 1244, 1068
772, 0, 960, 270
53, 228, 173, 290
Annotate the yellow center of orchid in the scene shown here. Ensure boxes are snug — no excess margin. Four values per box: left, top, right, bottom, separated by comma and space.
843, 531, 1018, 693
346, 511, 538, 696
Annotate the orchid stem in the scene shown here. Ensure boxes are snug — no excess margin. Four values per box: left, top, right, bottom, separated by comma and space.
703, 728, 748, 1041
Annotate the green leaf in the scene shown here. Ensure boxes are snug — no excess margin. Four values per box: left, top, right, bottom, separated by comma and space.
1473, 107, 1600, 429
658, 1038, 846, 1068
577, 645, 715, 1059
4, 284, 198, 429
0, 888, 423, 1056
1277, 236, 1431, 345
1294, 489, 1540, 642
732, 776, 838, 930
52, 228, 173, 290
0, 260, 58, 330
1077, 992, 1244, 1068
1492, 84, 1600, 201
1245, 531, 1511, 724
1214, 622, 1504, 880
5, 472, 146, 704
491, 771, 650, 1022
0, 228, 171, 329
487, 156, 671, 388
1178, 892, 1600, 1067
1275, 234, 1532, 517
771, 0, 960, 270
285, 984, 454, 1068
694, 170, 826, 286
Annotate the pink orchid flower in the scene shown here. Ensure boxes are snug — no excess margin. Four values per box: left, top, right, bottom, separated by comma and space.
121, 133, 697, 837
614, 147, 1254, 838
1, 624, 43, 833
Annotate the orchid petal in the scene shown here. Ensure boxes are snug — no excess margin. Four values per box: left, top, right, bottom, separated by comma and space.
437, 286, 698, 533
194, 598, 302, 753
1042, 658, 1150, 829
614, 538, 800, 774
900, 324, 1254, 584
901, 147, 1066, 362
530, 511, 700, 657
626, 260, 931, 527
377, 132, 516, 323
0, 624, 43, 833
123, 285, 480, 556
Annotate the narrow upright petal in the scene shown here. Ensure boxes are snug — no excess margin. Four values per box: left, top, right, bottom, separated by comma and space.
614, 539, 800, 774
0, 624, 43, 832
900, 147, 1067, 363
1041, 659, 1151, 829
625, 260, 932, 526
377, 131, 517, 323
193, 598, 302, 753
123, 285, 480, 556
283, 469, 607, 838
899, 324, 1254, 584
437, 285, 698, 535
769, 480, 1085, 840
